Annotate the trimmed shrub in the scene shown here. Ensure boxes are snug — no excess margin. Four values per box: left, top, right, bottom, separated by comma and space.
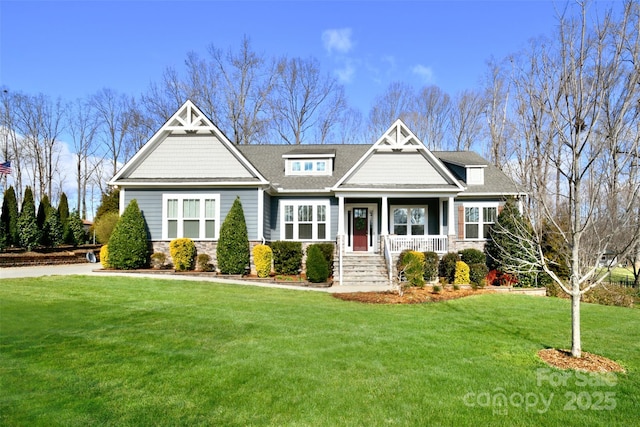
270, 241, 303, 275
253, 244, 273, 278
399, 250, 425, 288
217, 197, 250, 274
58, 193, 71, 244
93, 211, 120, 244
100, 245, 110, 268
459, 248, 486, 266
196, 253, 213, 272
169, 238, 196, 271
306, 244, 330, 283
108, 199, 149, 270
150, 252, 166, 269
454, 261, 470, 285
438, 252, 459, 284
423, 251, 439, 282
315, 243, 335, 275
44, 206, 63, 248
469, 263, 489, 286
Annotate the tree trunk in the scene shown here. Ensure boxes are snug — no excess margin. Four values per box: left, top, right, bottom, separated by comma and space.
571, 290, 581, 358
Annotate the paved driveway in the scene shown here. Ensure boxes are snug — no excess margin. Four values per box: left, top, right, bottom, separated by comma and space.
1, 263, 98, 279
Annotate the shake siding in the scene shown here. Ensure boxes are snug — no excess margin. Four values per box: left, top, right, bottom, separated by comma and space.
346, 152, 448, 185
128, 135, 254, 179
124, 188, 259, 240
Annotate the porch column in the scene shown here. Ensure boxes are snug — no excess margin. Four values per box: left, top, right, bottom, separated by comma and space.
447, 197, 456, 242
337, 195, 345, 235
381, 196, 389, 235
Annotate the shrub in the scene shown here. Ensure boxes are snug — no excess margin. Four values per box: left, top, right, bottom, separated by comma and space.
314, 243, 335, 275
94, 189, 120, 223
469, 263, 489, 286
454, 261, 470, 285
44, 207, 63, 248
1, 186, 19, 247
459, 248, 486, 265
108, 199, 149, 270
58, 193, 71, 245
432, 284, 442, 293
252, 244, 273, 278
17, 187, 40, 251
582, 284, 637, 308
306, 244, 330, 283
217, 197, 250, 274
67, 210, 87, 246
486, 269, 518, 287
270, 241, 302, 275
438, 252, 459, 283
423, 251, 439, 282
100, 245, 110, 268
196, 253, 213, 272
399, 250, 425, 288
150, 252, 166, 269
93, 211, 120, 244
169, 238, 196, 271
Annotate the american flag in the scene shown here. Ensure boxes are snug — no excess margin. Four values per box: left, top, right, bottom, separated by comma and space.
0, 161, 11, 175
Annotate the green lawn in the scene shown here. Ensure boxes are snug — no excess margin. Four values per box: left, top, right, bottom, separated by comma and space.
1, 276, 639, 426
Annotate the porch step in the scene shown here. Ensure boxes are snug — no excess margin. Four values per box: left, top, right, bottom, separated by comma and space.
338, 253, 391, 287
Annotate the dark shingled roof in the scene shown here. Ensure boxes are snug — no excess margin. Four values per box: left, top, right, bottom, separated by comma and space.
237, 144, 370, 191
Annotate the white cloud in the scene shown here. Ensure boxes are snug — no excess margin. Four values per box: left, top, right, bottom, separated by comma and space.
335, 60, 356, 83
322, 28, 353, 55
412, 64, 435, 84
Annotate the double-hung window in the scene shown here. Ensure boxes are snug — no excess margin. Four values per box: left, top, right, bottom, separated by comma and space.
464, 204, 498, 239
391, 206, 427, 235
163, 194, 220, 240
282, 201, 329, 240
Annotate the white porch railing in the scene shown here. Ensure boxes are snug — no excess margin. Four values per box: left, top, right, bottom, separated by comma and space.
385, 235, 448, 253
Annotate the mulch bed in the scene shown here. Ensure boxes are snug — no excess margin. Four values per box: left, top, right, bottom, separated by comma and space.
538, 348, 626, 373
333, 286, 494, 304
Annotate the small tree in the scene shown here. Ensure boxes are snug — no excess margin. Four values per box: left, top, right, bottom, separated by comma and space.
93, 211, 120, 244
58, 192, 72, 244
107, 199, 149, 270
17, 187, 40, 251
217, 197, 250, 274
1, 186, 19, 247
44, 205, 63, 248
36, 194, 51, 246
67, 210, 86, 246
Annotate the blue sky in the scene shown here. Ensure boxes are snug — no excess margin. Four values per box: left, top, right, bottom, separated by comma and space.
1, 0, 586, 114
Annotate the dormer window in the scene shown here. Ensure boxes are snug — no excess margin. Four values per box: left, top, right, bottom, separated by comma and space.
284, 149, 335, 176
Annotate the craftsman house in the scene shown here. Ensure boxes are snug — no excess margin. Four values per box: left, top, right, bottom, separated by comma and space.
109, 100, 521, 285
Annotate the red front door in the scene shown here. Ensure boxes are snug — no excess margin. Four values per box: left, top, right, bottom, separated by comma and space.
353, 208, 368, 251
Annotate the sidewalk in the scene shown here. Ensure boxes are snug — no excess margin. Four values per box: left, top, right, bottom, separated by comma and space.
1, 263, 391, 294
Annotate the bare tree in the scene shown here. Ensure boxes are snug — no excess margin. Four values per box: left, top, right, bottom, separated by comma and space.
271, 56, 348, 144
0, 88, 24, 203
366, 81, 415, 141
91, 88, 134, 177
505, 0, 640, 358
482, 57, 515, 167
409, 85, 451, 150
67, 98, 99, 218
449, 89, 485, 151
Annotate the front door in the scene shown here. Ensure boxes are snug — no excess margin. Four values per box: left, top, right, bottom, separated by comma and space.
353, 207, 368, 251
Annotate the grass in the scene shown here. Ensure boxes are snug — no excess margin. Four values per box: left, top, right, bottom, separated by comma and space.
1, 276, 639, 426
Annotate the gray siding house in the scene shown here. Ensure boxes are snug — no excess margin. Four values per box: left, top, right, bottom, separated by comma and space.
110, 101, 521, 285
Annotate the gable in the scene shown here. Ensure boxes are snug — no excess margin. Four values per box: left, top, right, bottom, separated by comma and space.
127, 135, 254, 179
335, 119, 463, 190
110, 100, 266, 185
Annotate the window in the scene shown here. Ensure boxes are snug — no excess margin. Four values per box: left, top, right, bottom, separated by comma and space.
464, 204, 497, 239
281, 201, 329, 240
163, 194, 220, 240
392, 206, 427, 236
286, 158, 331, 175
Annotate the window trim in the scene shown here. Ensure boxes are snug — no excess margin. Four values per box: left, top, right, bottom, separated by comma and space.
390, 205, 428, 236
463, 202, 498, 240
162, 194, 221, 240
280, 200, 331, 241
285, 159, 332, 176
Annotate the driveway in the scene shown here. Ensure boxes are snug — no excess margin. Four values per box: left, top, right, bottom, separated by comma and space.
1, 263, 98, 279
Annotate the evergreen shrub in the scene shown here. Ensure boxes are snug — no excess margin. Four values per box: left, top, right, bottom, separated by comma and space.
107, 199, 149, 270
423, 251, 439, 282
217, 197, 250, 274
169, 238, 196, 271
454, 261, 470, 285
196, 253, 213, 272
458, 248, 486, 265
100, 245, 110, 268
469, 263, 489, 287
252, 244, 273, 278
438, 252, 459, 283
305, 244, 329, 283
270, 241, 302, 275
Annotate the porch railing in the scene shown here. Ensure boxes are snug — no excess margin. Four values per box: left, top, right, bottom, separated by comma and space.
385, 235, 448, 254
